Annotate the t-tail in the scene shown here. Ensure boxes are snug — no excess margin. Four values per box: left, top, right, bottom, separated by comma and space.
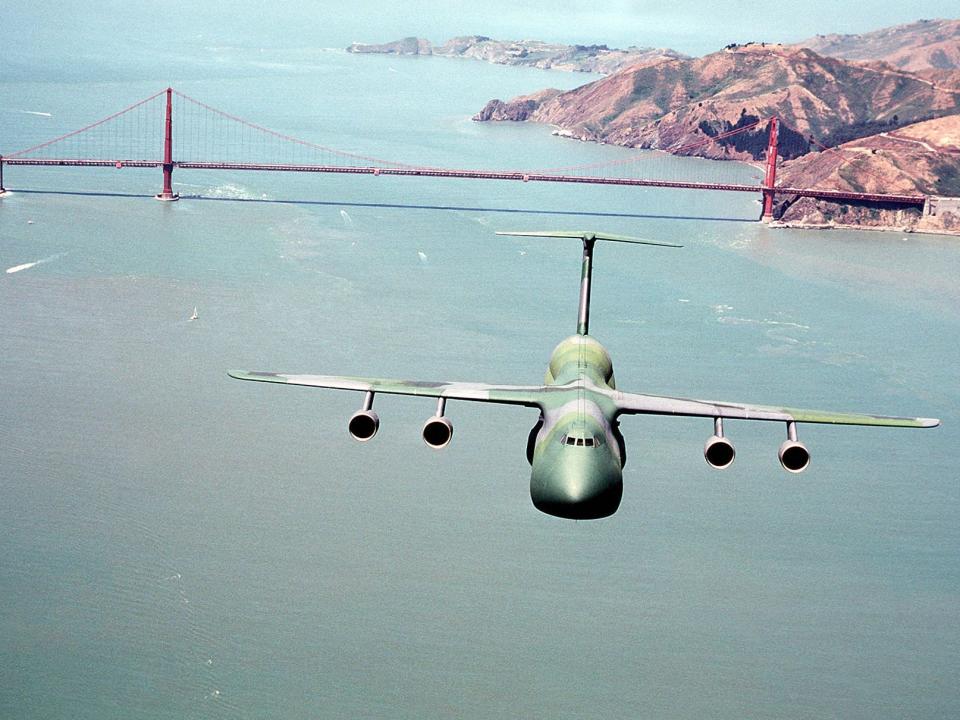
495, 231, 681, 335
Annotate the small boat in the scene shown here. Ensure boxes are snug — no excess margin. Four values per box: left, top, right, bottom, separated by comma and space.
189, 307, 198, 321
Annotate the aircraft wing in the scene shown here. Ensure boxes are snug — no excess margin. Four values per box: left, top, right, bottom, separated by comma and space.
228, 371, 546, 408
612, 390, 939, 428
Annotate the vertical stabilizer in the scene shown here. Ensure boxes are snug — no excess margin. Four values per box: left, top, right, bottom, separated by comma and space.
494, 231, 681, 335
577, 236, 596, 336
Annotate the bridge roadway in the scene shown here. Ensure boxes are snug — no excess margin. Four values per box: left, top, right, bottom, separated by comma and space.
2, 157, 928, 207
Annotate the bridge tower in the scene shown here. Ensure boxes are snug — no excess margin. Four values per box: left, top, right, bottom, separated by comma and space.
760, 117, 779, 221
0, 156, 6, 197
155, 88, 179, 201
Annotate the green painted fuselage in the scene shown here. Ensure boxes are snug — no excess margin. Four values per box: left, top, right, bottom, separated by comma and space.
228, 232, 939, 521
528, 334, 625, 519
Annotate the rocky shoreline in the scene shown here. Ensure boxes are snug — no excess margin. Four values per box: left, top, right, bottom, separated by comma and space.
768, 219, 960, 237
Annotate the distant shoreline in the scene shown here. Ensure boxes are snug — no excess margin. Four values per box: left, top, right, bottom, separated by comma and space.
347, 35, 686, 75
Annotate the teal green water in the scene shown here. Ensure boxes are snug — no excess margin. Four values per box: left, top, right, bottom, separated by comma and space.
1, 47, 958, 720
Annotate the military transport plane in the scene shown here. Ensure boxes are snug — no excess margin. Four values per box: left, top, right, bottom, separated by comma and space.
229, 231, 939, 520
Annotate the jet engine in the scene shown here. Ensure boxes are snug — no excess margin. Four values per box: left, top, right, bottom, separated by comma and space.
348, 410, 380, 442
348, 390, 379, 442
778, 440, 810, 473
778, 421, 810, 473
422, 397, 453, 449
704, 418, 735, 469
704, 435, 736, 469
422, 416, 453, 449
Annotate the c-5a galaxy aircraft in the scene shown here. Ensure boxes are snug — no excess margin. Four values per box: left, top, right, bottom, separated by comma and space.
230, 231, 939, 520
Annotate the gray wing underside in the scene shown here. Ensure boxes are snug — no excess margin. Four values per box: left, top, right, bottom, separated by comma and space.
613, 390, 940, 428
228, 372, 938, 428
228, 371, 546, 407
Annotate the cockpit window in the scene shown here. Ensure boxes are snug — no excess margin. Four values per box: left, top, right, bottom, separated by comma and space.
562, 435, 601, 447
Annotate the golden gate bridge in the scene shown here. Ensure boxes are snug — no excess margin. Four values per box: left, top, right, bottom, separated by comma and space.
0, 87, 928, 219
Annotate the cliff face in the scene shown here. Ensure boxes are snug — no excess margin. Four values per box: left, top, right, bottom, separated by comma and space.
773, 115, 960, 233
347, 36, 686, 74
474, 45, 960, 162
794, 19, 960, 72
473, 89, 563, 122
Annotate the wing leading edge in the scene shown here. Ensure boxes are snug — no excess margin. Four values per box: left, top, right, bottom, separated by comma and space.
229, 372, 939, 428
612, 389, 939, 428
227, 370, 546, 407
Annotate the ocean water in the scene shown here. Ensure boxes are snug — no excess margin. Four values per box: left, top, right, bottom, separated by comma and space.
1, 44, 958, 720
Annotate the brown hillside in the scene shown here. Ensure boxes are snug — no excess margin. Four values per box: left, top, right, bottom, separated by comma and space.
773, 114, 960, 232
896, 113, 960, 148
795, 19, 960, 72
474, 44, 960, 162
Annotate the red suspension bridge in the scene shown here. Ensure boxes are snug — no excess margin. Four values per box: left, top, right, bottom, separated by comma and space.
0, 87, 929, 219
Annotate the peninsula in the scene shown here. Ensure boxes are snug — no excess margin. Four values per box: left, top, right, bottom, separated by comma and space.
471, 20, 960, 234
347, 35, 685, 75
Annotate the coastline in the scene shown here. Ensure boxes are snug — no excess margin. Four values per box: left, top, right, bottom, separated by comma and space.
770, 220, 960, 237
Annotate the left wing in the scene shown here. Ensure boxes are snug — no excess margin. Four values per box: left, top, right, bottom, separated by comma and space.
611, 389, 940, 428
228, 371, 547, 408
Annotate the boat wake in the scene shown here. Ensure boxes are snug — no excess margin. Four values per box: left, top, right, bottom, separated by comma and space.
205, 183, 266, 200
5, 252, 66, 274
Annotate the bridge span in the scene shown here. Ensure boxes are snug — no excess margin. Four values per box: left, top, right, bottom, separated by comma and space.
0, 87, 931, 216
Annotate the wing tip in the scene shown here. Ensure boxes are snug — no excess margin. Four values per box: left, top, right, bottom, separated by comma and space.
227, 370, 281, 382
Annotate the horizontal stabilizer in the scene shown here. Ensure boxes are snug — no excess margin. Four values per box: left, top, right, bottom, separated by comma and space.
495, 230, 682, 248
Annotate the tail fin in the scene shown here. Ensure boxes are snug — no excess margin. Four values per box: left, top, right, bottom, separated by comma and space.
495, 231, 681, 335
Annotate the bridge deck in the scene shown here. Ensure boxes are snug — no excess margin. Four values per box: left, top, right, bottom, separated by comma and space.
1, 157, 927, 206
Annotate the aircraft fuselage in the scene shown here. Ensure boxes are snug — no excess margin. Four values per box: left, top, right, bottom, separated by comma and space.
528, 334, 625, 519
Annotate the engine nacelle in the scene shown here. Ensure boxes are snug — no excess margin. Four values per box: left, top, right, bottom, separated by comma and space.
778, 440, 810, 473
348, 409, 380, 442
704, 435, 736, 469
422, 415, 453, 449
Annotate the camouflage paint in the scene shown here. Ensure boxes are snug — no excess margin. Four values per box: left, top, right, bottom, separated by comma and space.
229, 231, 939, 520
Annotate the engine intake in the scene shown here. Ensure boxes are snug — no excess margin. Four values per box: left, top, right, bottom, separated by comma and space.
348, 409, 380, 442
778, 421, 810, 473
778, 440, 810, 473
422, 415, 453, 449
704, 417, 735, 469
704, 435, 736, 469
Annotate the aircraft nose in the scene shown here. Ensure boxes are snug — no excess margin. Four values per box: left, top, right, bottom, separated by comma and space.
530, 453, 623, 520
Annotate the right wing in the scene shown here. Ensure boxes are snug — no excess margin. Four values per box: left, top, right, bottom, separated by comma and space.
228, 370, 549, 408
612, 389, 939, 428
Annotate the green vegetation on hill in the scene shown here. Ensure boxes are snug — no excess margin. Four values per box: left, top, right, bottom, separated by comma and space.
698, 112, 811, 160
